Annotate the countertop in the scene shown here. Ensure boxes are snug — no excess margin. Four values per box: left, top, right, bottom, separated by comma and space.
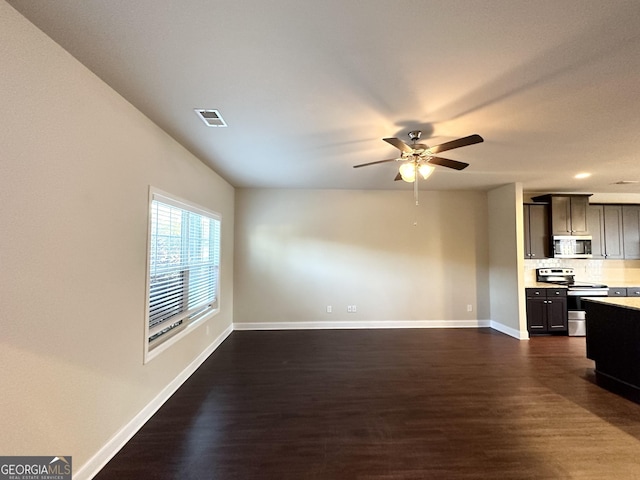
603, 282, 640, 288
582, 297, 640, 312
524, 280, 640, 289
525, 281, 568, 289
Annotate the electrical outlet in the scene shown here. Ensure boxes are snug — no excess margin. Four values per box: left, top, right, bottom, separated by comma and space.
467, 304, 473, 312
326, 305, 332, 313
352, 305, 357, 313
347, 305, 352, 313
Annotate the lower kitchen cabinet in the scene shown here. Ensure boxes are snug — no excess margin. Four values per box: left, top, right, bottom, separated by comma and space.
608, 287, 627, 297
608, 287, 640, 297
526, 288, 568, 334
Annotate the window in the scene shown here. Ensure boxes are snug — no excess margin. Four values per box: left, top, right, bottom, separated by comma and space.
145, 189, 221, 361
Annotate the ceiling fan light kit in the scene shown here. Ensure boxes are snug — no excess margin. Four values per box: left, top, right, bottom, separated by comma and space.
418, 164, 435, 180
398, 162, 434, 183
398, 162, 416, 182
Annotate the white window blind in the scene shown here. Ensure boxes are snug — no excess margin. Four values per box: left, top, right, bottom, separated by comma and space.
146, 191, 221, 355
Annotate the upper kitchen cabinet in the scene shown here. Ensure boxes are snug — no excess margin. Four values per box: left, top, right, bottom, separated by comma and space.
623, 205, 640, 259
532, 194, 592, 236
523, 203, 549, 259
587, 204, 624, 259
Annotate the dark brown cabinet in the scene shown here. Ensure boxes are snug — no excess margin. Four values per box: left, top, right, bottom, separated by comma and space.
608, 287, 627, 297
532, 194, 591, 236
584, 300, 640, 394
526, 288, 568, 334
587, 204, 624, 259
608, 287, 640, 297
527, 197, 640, 260
623, 205, 640, 259
548, 195, 590, 235
523, 204, 549, 259
604, 205, 624, 259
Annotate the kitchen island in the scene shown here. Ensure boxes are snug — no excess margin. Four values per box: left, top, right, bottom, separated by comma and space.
584, 297, 640, 401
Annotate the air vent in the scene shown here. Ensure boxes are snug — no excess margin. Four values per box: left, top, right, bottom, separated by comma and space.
194, 109, 227, 127
614, 180, 639, 185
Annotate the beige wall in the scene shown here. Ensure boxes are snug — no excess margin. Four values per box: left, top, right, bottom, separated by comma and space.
488, 183, 528, 338
234, 189, 490, 325
0, 1, 234, 472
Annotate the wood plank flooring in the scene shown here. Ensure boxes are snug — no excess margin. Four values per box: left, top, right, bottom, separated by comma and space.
94, 329, 640, 479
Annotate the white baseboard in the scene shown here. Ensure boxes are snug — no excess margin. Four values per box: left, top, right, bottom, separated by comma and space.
233, 319, 492, 330
490, 320, 529, 340
234, 319, 528, 340
74, 323, 233, 480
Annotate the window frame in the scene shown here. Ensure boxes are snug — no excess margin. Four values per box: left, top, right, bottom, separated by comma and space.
144, 187, 221, 363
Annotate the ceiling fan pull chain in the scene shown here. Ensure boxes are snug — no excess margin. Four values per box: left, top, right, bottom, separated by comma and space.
413, 177, 419, 226
414, 162, 419, 206
413, 162, 419, 226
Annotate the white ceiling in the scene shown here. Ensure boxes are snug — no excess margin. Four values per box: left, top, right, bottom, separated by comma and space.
8, 0, 640, 193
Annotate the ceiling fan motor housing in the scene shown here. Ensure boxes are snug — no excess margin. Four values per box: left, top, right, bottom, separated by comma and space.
408, 130, 422, 142
411, 145, 429, 155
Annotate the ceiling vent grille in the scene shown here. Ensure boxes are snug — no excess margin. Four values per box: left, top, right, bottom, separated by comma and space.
194, 109, 227, 127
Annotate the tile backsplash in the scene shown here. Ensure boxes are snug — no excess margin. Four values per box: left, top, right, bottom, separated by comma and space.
524, 259, 640, 286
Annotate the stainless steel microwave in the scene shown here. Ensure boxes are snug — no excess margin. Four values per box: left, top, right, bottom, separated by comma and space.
552, 235, 592, 258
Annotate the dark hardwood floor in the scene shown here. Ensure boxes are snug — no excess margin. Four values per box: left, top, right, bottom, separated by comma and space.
94, 329, 640, 479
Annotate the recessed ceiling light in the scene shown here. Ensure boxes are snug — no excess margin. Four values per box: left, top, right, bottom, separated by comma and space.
194, 109, 227, 127
574, 172, 591, 179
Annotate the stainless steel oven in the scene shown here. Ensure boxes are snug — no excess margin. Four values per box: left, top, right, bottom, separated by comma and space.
536, 268, 608, 336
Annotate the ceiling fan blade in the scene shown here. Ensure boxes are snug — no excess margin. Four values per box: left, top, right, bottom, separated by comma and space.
427, 156, 469, 171
353, 158, 397, 168
427, 134, 483, 155
383, 137, 413, 154
394, 172, 402, 181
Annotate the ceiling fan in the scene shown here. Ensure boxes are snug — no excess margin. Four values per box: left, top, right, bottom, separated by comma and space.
353, 130, 484, 183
